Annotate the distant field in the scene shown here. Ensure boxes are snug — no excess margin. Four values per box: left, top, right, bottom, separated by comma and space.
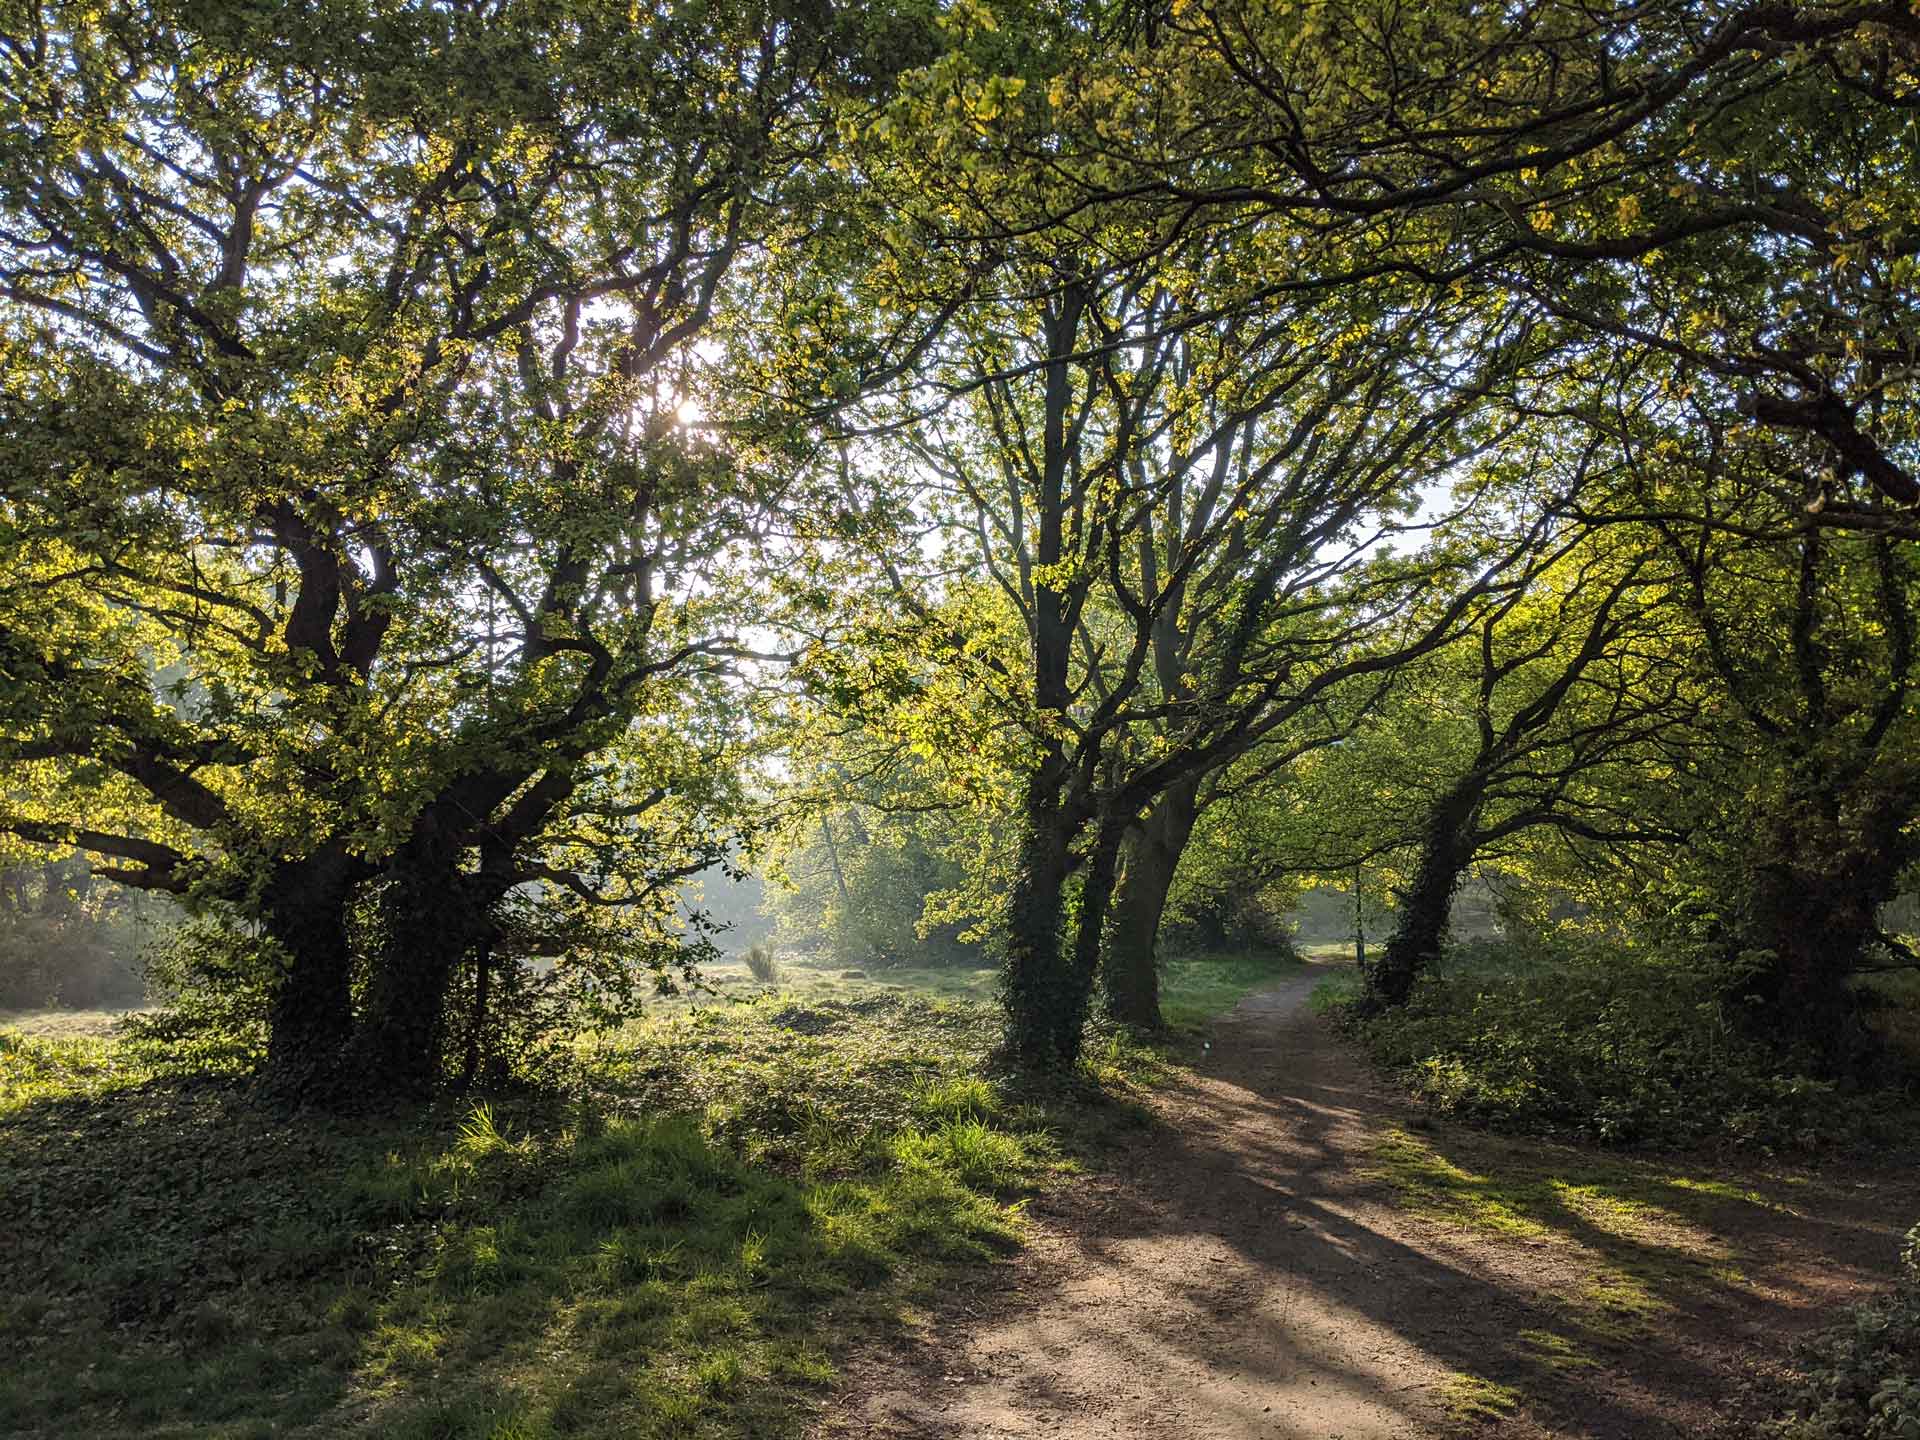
689, 954, 999, 1010
0, 1007, 147, 1041
690, 948, 1308, 1032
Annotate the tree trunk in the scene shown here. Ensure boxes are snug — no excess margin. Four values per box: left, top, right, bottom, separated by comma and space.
1001, 769, 1082, 1069
460, 928, 495, 1093
260, 847, 361, 1102
1720, 768, 1920, 1073
1099, 780, 1198, 1030
1729, 851, 1886, 1071
358, 835, 475, 1098
1370, 780, 1482, 1008
1062, 812, 1130, 1042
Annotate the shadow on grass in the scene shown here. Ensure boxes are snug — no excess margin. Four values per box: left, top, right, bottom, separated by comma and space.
0, 992, 1106, 1440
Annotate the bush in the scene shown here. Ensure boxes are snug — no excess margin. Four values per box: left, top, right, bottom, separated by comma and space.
743, 942, 780, 983
1162, 885, 1304, 957
1330, 938, 1914, 1149
119, 920, 277, 1077
1765, 1223, 1920, 1440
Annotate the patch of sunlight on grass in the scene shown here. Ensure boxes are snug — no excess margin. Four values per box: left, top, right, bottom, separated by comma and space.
1517, 1329, 1600, 1371
1363, 1127, 1551, 1238
0, 1008, 149, 1041
1442, 1372, 1522, 1422
1575, 1267, 1669, 1341
1662, 1175, 1776, 1209
6, 989, 1185, 1440
1548, 1179, 1683, 1242
1362, 1121, 1766, 1357
1368, 1127, 1758, 1265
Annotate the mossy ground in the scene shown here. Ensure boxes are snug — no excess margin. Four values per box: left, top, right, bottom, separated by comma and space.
1364, 1119, 1778, 1339
0, 951, 1295, 1439
1441, 1372, 1523, 1423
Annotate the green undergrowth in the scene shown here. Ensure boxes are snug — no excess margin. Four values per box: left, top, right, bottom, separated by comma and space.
0, 984, 1180, 1440
1318, 941, 1920, 1151
1763, 1222, 1920, 1440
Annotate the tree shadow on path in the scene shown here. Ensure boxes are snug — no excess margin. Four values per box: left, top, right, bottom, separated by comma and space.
830, 965, 1919, 1440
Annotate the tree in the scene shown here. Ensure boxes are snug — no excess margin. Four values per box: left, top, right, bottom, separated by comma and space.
0, 0, 916, 1096
830, 203, 1560, 1060
1357, 529, 1693, 1007
833, 0, 1879, 1057
1628, 446, 1920, 1066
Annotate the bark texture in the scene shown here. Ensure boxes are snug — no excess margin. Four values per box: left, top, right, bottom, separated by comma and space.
1099, 780, 1199, 1029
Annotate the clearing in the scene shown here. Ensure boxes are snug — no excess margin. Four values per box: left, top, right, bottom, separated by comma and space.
828, 961, 1918, 1439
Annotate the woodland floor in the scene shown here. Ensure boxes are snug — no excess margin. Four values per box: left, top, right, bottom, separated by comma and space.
819, 962, 1919, 1440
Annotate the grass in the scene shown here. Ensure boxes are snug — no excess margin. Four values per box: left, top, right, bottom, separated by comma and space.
1355, 1113, 1917, 1429
1442, 1372, 1522, 1423
1158, 948, 1305, 1028
692, 947, 1302, 1040
0, 951, 1291, 1439
0, 1005, 148, 1040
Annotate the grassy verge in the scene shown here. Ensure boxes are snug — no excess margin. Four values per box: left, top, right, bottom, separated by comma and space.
1364, 1121, 1764, 1341
1357, 1111, 1919, 1430
1158, 948, 1305, 1028
0, 953, 1284, 1439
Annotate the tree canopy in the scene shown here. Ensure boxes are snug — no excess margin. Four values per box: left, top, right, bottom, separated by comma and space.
3, 0, 1918, 1092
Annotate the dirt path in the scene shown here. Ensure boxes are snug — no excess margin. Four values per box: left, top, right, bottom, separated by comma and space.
823, 964, 1918, 1440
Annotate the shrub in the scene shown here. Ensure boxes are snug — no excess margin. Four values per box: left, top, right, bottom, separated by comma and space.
1330, 937, 1915, 1149
120, 920, 276, 1077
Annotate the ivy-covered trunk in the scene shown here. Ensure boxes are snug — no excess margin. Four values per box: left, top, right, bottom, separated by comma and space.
358, 834, 476, 1097
1369, 778, 1483, 1009
1730, 862, 1879, 1067
1001, 765, 1081, 1069
260, 846, 362, 1101
1060, 812, 1131, 1044
1725, 787, 1912, 1071
1099, 780, 1198, 1029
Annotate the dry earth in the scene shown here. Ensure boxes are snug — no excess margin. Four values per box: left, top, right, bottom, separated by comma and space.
820, 965, 1918, 1440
